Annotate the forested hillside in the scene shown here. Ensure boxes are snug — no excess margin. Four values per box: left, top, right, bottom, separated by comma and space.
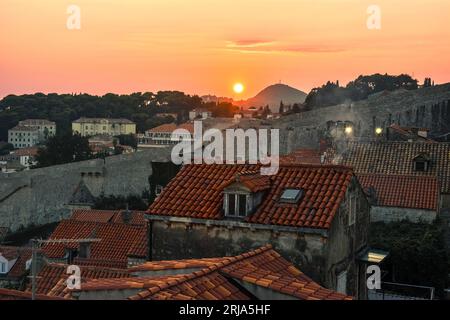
0, 91, 237, 141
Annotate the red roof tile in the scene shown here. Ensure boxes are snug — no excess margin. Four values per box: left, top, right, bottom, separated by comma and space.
129, 257, 225, 272
0, 288, 65, 300
70, 209, 146, 226
148, 164, 354, 229
145, 273, 251, 300
41, 219, 148, 266
357, 174, 439, 211
388, 124, 435, 143
127, 245, 351, 300
70, 209, 116, 223
280, 149, 323, 165
221, 170, 271, 193
74, 275, 186, 292
10, 146, 40, 157
220, 246, 351, 300
27, 263, 130, 296
0, 246, 32, 278
148, 123, 194, 134
334, 141, 450, 194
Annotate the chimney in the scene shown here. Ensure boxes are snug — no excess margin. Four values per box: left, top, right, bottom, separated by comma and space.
121, 204, 132, 224
79, 229, 97, 259
79, 242, 91, 259
366, 186, 378, 206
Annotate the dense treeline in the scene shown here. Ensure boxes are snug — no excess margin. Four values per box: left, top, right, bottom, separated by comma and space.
305, 73, 419, 109
0, 91, 238, 141
369, 220, 449, 297
34, 132, 93, 168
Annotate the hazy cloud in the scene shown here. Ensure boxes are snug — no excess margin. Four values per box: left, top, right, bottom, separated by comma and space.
225, 39, 345, 54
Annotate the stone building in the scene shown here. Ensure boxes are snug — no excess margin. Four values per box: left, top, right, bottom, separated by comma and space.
8, 119, 56, 149
146, 163, 373, 299
358, 174, 439, 223
18, 119, 56, 140
8, 126, 39, 148
138, 123, 194, 147
189, 108, 212, 120
334, 141, 450, 208
72, 117, 136, 137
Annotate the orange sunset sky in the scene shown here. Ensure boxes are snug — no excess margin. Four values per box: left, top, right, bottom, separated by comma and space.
1, 0, 449, 99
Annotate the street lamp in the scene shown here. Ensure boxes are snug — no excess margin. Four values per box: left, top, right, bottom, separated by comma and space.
375, 127, 383, 136
345, 126, 353, 135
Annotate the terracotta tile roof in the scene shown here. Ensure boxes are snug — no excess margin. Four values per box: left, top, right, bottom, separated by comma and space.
358, 174, 439, 211
280, 149, 323, 165
9, 125, 39, 132
72, 258, 131, 269
19, 119, 55, 126
41, 219, 148, 266
0, 246, 32, 278
27, 263, 130, 296
70, 209, 146, 226
221, 170, 271, 193
73, 117, 134, 124
127, 245, 351, 300
75, 272, 249, 300
73, 275, 186, 292
45, 278, 73, 299
71, 209, 116, 223
148, 164, 354, 229
220, 246, 351, 300
10, 146, 40, 157
0, 288, 64, 300
140, 273, 251, 300
0, 246, 21, 260
388, 125, 435, 142
148, 123, 194, 134
129, 257, 225, 272
336, 141, 450, 194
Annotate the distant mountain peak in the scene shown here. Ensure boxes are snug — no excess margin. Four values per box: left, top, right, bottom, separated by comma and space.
239, 83, 307, 111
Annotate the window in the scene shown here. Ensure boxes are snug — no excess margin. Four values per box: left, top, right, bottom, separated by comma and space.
0, 262, 6, 274
226, 193, 248, 217
67, 249, 79, 264
413, 154, 430, 172
228, 194, 236, 216
238, 194, 247, 217
280, 189, 304, 204
414, 161, 427, 172
155, 185, 164, 196
348, 195, 356, 226
337, 271, 347, 294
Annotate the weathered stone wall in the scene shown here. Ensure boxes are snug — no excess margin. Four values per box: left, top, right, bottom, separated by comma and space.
0, 148, 172, 232
325, 177, 371, 298
150, 219, 327, 284
271, 84, 450, 153
371, 206, 437, 224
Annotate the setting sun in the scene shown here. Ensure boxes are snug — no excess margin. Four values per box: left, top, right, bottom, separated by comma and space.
233, 83, 244, 94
